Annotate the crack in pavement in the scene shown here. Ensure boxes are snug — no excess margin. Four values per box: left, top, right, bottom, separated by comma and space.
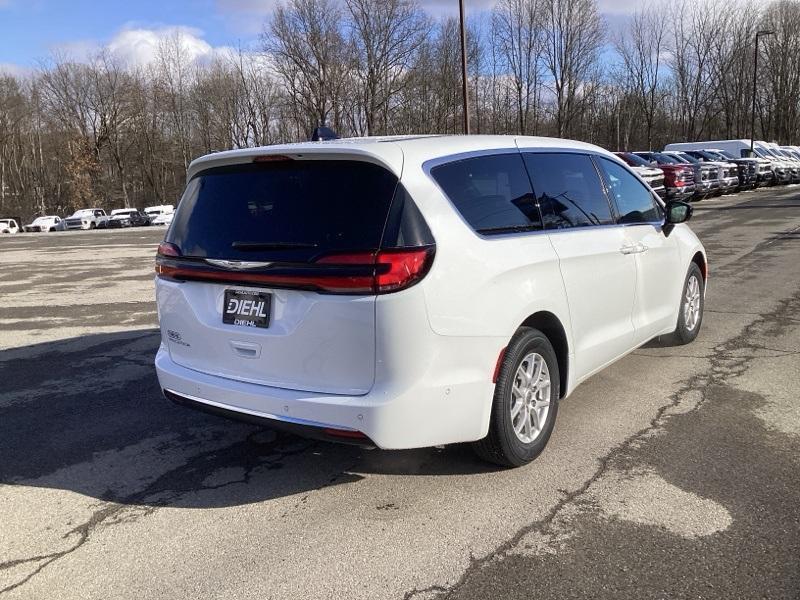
405, 289, 800, 600
0, 430, 318, 594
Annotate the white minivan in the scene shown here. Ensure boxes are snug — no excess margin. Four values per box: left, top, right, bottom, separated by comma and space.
155, 136, 707, 466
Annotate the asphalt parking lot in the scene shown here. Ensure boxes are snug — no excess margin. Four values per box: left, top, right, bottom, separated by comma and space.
2, 189, 799, 599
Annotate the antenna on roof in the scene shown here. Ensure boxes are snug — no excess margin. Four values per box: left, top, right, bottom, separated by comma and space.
311, 126, 339, 142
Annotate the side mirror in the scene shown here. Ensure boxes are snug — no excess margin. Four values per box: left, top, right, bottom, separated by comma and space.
663, 201, 693, 236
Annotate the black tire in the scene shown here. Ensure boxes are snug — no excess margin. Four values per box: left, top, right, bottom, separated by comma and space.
673, 263, 705, 345
473, 327, 560, 467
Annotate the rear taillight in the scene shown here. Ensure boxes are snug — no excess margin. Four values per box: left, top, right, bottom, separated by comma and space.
155, 243, 182, 277
157, 242, 181, 257
155, 246, 435, 295
317, 246, 435, 293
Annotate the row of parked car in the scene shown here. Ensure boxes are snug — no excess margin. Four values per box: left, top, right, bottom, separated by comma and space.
616, 139, 800, 201
0, 205, 175, 234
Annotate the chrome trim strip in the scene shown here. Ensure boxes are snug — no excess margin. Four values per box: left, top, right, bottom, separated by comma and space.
164, 388, 358, 431
205, 259, 274, 270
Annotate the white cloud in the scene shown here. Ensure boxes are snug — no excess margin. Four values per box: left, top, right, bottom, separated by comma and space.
46, 25, 236, 70
108, 26, 215, 67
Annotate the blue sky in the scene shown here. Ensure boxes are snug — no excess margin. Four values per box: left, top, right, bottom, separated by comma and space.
1, 0, 249, 70
0, 0, 693, 74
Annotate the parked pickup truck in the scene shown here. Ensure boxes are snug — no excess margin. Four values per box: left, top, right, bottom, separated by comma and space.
664, 140, 788, 185
0, 218, 20, 234
622, 152, 697, 200
64, 209, 109, 230
24, 215, 64, 232
145, 204, 175, 226
613, 153, 667, 198
700, 150, 762, 189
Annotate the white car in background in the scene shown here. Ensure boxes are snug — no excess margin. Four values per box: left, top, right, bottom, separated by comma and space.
145, 204, 174, 226
151, 212, 174, 226
23, 216, 64, 232
0, 218, 20, 234
64, 209, 109, 230
155, 135, 707, 467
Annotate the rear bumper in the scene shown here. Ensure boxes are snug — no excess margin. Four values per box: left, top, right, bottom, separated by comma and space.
155, 332, 497, 449
163, 389, 376, 446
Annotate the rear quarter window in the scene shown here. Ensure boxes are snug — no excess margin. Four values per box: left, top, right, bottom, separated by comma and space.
430, 153, 541, 234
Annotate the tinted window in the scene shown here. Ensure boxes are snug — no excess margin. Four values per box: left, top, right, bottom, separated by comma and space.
674, 153, 699, 164
596, 157, 662, 224
167, 160, 398, 262
431, 153, 541, 234
522, 152, 613, 229
616, 152, 651, 167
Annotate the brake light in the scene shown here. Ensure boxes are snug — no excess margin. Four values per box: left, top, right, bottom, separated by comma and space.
252, 154, 293, 163
317, 247, 435, 293
157, 242, 181, 257
377, 249, 433, 292
155, 246, 435, 295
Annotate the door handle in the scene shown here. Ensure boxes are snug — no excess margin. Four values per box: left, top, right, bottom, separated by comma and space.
620, 242, 649, 255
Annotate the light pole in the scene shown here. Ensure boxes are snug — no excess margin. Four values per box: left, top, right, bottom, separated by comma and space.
751, 30, 775, 154
459, 0, 470, 134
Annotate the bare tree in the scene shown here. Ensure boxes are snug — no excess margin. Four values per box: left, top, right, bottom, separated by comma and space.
266, 0, 353, 135
155, 31, 194, 171
706, 4, 759, 139
541, 0, 603, 138
614, 7, 669, 150
492, 0, 544, 135
345, 0, 428, 136
668, 0, 722, 141
762, 0, 800, 143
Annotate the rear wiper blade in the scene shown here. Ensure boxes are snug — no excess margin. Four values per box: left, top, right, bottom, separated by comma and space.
231, 241, 319, 251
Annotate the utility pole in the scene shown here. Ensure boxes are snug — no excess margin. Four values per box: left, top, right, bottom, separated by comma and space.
459, 0, 470, 134
751, 30, 774, 154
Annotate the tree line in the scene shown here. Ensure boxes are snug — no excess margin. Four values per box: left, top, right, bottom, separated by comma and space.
1, 0, 799, 221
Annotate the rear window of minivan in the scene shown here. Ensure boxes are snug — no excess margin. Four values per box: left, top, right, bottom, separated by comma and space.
167, 160, 398, 262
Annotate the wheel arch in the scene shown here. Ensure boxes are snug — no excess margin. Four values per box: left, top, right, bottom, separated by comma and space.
518, 311, 569, 399
691, 250, 707, 282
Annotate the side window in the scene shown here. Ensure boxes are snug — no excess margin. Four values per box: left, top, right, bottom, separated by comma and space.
595, 157, 662, 224
430, 153, 541, 234
522, 152, 613, 229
